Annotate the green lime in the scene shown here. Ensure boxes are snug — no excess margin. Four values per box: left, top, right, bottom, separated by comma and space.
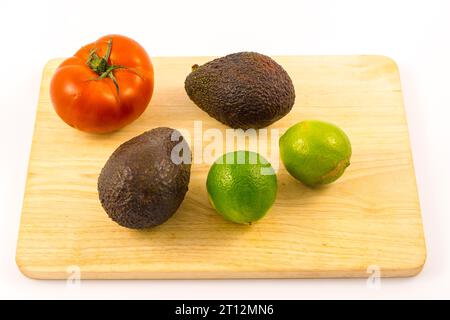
206, 151, 277, 224
279, 120, 352, 187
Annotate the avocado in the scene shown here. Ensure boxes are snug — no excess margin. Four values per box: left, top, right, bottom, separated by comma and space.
98, 127, 191, 229
185, 52, 295, 129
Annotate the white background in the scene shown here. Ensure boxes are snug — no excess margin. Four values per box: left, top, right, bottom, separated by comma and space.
0, 0, 449, 299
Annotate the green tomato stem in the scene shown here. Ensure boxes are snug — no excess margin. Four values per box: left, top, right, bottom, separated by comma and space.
85, 38, 123, 94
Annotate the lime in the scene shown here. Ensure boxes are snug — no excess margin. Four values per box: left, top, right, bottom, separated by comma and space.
279, 120, 352, 187
206, 151, 277, 224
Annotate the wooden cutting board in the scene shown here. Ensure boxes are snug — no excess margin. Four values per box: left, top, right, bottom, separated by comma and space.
16, 56, 426, 279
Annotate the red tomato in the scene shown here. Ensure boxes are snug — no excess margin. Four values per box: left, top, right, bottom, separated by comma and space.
50, 35, 154, 133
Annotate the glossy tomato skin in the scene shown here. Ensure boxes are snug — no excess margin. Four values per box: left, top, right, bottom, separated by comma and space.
50, 35, 154, 133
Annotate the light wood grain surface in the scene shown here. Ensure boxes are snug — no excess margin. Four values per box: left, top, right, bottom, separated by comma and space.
16, 56, 426, 279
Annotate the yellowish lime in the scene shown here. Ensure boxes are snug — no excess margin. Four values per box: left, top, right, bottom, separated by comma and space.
279, 120, 352, 187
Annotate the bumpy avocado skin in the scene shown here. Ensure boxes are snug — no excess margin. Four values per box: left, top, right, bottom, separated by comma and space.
185, 52, 296, 129
98, 127, 191, 229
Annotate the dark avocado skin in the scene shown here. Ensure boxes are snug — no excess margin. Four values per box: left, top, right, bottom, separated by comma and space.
185, 52, 296, 129
98, 127, 191, 229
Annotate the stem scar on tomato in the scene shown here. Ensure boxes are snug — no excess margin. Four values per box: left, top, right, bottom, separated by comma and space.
85, 38, 136, 94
